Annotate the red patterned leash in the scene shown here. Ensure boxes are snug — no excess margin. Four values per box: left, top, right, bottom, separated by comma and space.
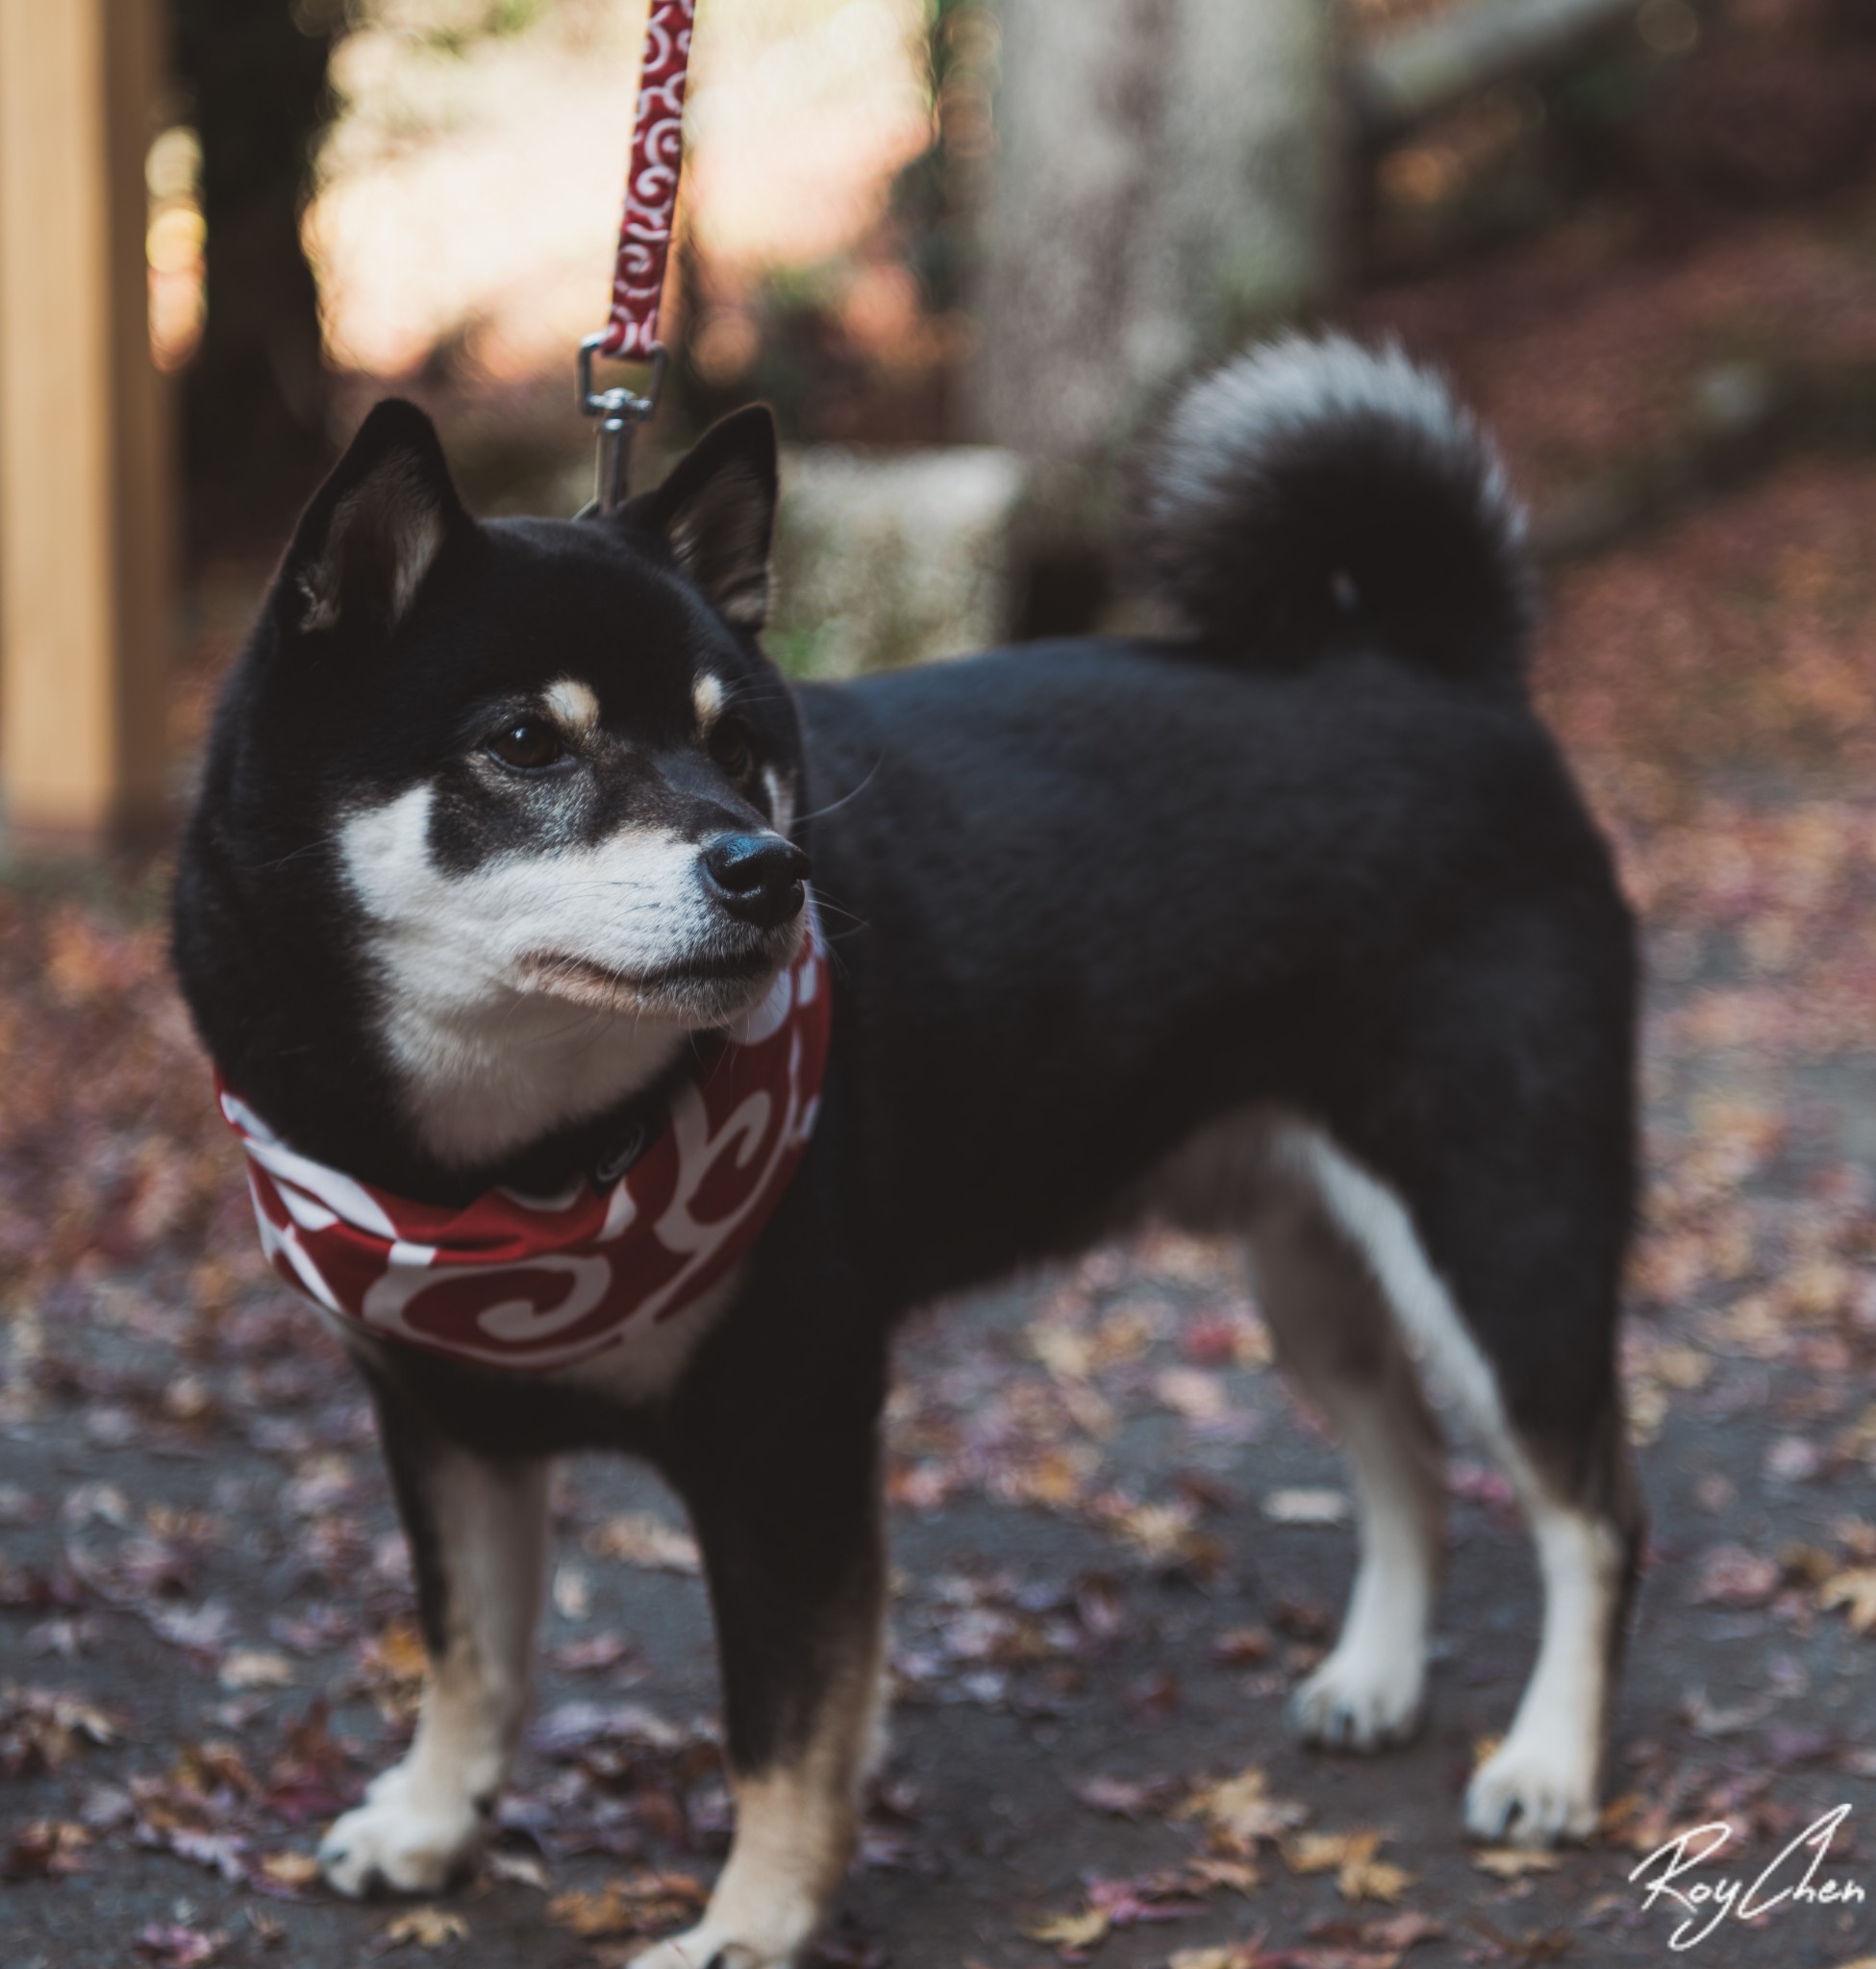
579, 0, 697, 511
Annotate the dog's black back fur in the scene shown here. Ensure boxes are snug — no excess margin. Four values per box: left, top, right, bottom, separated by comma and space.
800, 642, 1632, 1327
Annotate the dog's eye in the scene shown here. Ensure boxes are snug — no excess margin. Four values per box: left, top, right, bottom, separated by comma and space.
487, 720, 567, 771
708, 717, 756, 781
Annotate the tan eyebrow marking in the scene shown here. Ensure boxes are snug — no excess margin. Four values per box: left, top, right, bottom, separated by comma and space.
692, 673, 725, 732
543, 678, 600, 737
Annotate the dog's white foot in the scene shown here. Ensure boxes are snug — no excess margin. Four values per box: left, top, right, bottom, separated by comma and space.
1288, 1635, 1426, 1751
319, 1761, 487, 1897
631, 1919, 808, 1969
1463, 1725, 1599, 1847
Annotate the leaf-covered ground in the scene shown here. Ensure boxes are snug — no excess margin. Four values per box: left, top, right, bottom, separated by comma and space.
10, 208, 1876, 1966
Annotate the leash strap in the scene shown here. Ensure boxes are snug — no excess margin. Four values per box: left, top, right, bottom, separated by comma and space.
599, 0, 695, 361
579, 0, 696, 511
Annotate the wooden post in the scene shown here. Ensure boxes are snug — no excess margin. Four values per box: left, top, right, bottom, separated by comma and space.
0, 0, 173, 851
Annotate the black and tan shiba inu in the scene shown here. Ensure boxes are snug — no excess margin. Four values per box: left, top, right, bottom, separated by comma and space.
173, 336, 1642, 1967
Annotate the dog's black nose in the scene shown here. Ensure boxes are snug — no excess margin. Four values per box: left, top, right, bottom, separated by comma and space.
702, 833, 811, 929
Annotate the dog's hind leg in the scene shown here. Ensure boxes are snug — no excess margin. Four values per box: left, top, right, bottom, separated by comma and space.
320, 1403, 550, 1897
1246, 1136, 1446, 1751
1283, 1123, 1643, 1847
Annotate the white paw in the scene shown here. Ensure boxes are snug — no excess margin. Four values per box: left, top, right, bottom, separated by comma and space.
1289, 1640, 1425, 1751
1464, 1731, 1599, 1847
631, 1923, 801, 1969
318, 1762, 487, 1897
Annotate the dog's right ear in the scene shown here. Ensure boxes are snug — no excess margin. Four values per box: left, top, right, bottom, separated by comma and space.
615, 405, 779, 630
276, 400, 471, 641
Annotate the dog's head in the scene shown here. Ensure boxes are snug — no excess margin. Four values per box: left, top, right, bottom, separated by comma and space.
210, 398, 807, 1167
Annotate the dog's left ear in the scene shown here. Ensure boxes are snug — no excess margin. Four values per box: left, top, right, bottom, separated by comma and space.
619, 404, 778, 631
281, 399, 472, 641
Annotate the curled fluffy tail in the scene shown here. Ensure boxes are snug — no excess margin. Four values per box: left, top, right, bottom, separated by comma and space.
1138, 335, 1533, 684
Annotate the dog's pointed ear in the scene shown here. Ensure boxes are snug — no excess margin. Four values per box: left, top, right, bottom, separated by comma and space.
619, 405, 778, 630
279, 399, 470, 639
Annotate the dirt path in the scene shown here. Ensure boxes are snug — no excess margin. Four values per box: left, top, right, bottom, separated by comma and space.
7, 767, 1876, 1969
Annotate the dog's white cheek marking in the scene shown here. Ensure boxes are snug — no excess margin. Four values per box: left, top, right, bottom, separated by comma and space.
320, 1451, 549, 1896
1280, 1125, 1616, 1846
339, 785, 710, 1165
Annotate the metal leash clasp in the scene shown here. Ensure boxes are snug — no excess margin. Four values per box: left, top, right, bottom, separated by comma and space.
577, 335, 668, 514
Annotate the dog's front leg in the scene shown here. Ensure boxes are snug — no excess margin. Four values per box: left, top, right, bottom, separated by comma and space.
321, 1403, 550, 1897
638, 1406, 888, 1969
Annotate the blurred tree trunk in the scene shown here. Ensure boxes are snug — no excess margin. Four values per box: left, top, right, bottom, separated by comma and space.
973, 0, 1342, 474
171, 0, 343, 529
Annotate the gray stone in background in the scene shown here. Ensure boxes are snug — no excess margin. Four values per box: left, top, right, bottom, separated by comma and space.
529, 440, 1029, 678
768, 444, 1029, 679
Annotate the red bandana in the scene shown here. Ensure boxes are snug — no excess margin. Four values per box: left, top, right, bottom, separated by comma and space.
219, 922, 830, 1374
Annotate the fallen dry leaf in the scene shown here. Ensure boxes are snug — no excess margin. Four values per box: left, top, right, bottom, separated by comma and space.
1154, 1367, 1231, 1423
1282, 1830, 1415, 1904
1359, 1910, 1445, 1947
258, 1849, 323, 1889
1285, 1832, 1362, 1876
1305, 1907, 1447, 1960
1263, 1488, 1351, 1526
371, 1907, 468, 1953
548, 1870, 709, 1939
1071, 1772, 1176, 1820
4, 1819, 91, 1880
585, 1512, 702, 1574
1473, 1846, 1564, 1881
1818, 1567, 1876, 1633
0, 1685, 121, 1773
1179, 1766, 1310, 1851
1694, 1544, 1781, 1608
1182, 1855, 1263, 1896
487, 1848, 552, 1891
1211, 1625, 1273, 1666
219, 1649, 294, 1691
135, 1926, 227, 1967
1023, 1907, 1112, 1957
1338, 1853, 1416, 1907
